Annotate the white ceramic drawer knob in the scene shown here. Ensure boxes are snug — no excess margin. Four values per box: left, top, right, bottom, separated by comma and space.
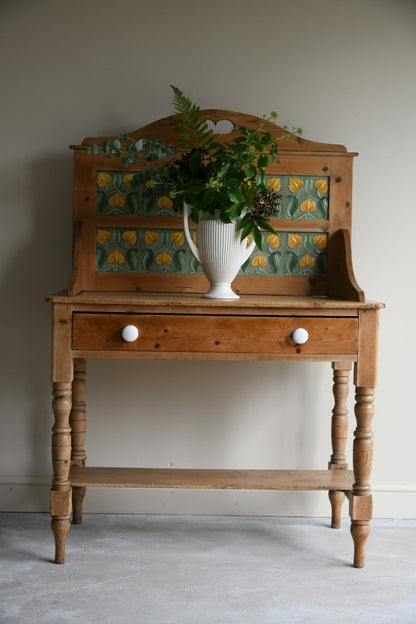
292, 327, 309, 344
121, 325, 139, 342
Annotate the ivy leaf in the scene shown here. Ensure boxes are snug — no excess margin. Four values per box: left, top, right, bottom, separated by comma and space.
220, 212, 232, 223
243, 165, 256, 179
257, 153, 269, 168
202, 188, 216, 208
227, 190, 244, 204
225, 204, 241, 219
224, 177, 240, 190
219, 163, 231, 179
186, 178, 204, 194
189, 205, 200, 222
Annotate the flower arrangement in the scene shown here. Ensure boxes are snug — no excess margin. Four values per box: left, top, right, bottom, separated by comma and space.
88, 86, 302, 249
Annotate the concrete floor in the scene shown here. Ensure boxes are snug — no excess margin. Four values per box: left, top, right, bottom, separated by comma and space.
0, 513, 415, 623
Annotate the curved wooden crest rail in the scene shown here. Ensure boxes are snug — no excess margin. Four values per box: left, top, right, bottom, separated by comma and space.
46, 109, 384, 566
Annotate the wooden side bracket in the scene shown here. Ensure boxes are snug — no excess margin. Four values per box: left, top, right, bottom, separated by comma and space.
329, 228, 365, 301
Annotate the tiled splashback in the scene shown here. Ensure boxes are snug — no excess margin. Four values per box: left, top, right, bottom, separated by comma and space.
96, 228, 328, 277
95, 173, 329, 276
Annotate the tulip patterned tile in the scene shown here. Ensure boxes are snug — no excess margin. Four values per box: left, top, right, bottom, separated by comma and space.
96, 172, 176, 216
96, 227, 202, 273
95, 170, 329, 276
265, 175, 329, 220
96, 228, 328, 277
240, 231, 328, 277
283, 232, 328, 277
96, 172, 329, 220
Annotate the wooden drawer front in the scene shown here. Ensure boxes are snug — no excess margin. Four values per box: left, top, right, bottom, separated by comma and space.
72, 314, 358, 355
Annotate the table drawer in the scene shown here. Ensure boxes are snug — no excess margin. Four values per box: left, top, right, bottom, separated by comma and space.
72, 313, 358, 355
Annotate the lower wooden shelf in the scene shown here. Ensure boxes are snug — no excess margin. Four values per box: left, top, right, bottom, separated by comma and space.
69, 466, 354, 491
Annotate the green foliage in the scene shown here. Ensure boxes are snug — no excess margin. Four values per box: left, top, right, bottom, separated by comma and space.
88, 86, 302, 250
171, 86, 216, 149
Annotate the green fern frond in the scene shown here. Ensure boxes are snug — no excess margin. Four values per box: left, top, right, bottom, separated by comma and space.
171, 85, 217, 150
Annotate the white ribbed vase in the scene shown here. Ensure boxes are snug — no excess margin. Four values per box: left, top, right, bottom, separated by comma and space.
183, 204, 255, 299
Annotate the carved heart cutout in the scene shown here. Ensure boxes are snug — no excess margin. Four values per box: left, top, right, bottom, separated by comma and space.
206, 119, 234, 135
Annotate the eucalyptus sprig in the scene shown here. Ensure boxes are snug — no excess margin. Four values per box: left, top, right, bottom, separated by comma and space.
88, 134, 177, 168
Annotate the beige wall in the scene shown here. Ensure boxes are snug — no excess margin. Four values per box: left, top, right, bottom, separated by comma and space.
1, 0, 415, 517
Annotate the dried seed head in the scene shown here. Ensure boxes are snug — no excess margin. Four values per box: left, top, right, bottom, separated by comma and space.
251, 189, 281, 219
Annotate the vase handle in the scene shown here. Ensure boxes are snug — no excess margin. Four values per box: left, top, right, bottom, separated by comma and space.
183, 203, 201, 263
242, 235, 256, 263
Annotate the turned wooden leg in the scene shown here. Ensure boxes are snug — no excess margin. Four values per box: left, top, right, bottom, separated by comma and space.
50, 382, 72, 564
328, 490, 346, 530
70, 359, 87, 525
72, 487, 86, 525
51, 517, 71, 565
328, 362, 351, 528
350, 386, 375, 568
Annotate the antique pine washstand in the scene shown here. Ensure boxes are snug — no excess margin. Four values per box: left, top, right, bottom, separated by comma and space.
46, 109, 383, 566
